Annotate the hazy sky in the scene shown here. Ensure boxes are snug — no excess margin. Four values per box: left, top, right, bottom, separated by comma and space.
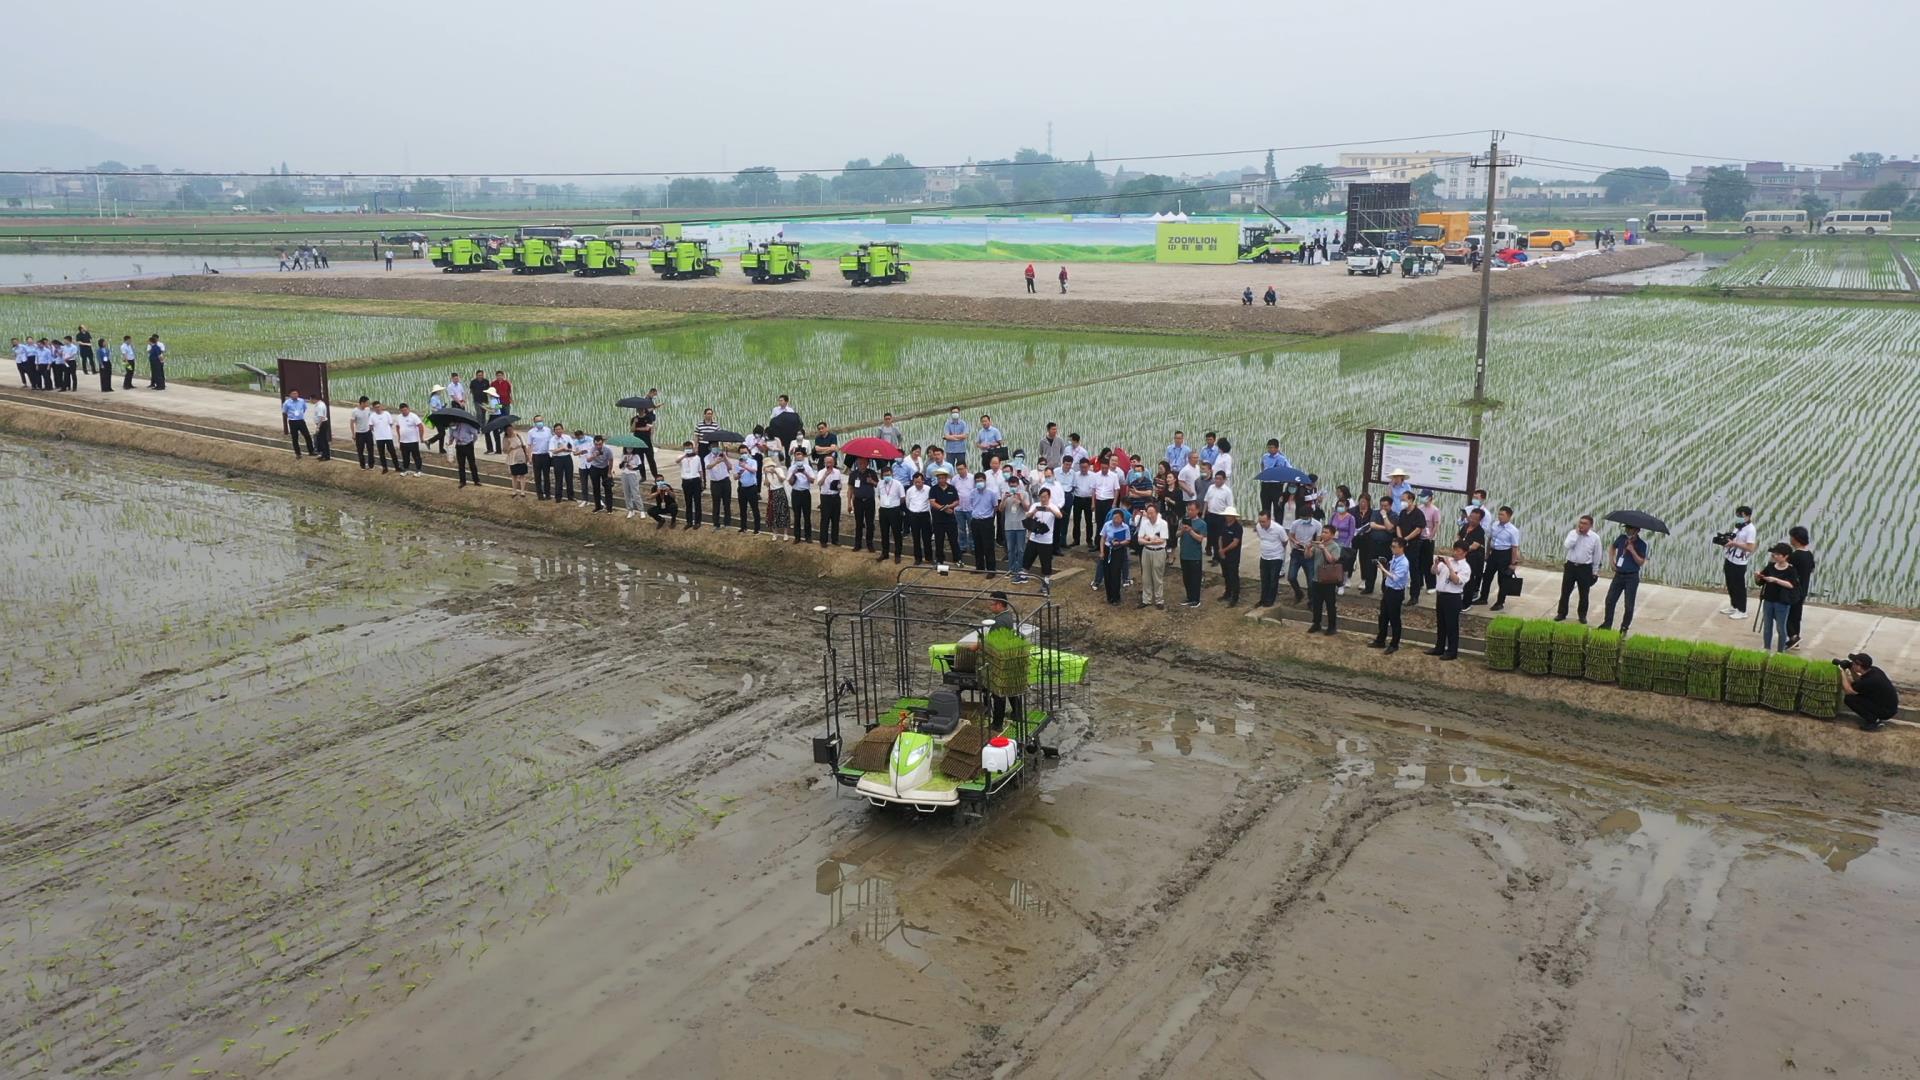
7, 0, 1911, 179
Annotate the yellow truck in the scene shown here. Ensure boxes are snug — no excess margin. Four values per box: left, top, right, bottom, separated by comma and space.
1410, 211, 1472, 255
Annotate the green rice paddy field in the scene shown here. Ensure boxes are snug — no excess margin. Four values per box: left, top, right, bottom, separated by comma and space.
1700, 241, 1913, 290
3, 292, 1914, 605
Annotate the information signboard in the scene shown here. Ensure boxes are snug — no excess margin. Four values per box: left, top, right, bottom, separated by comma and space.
1364, 428, 1479, 495
1154, 222, 1240, 264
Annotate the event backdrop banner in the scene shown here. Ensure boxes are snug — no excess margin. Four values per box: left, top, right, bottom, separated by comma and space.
1154, 222, 1241, 264
1364, 428, 1479, 495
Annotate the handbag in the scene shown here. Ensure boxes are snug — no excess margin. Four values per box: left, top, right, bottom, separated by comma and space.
1502, 574, 1525, 597
1315, 557, 1344, 585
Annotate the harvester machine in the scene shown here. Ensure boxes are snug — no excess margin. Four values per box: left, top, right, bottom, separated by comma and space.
647, 239, 722, 280
500, 237, 569, 274
1239, 204, 1306, 263
839, 242, 911, 287
575, 239, 639, 277
430, 237, 499, 273
739, 241, 811, 284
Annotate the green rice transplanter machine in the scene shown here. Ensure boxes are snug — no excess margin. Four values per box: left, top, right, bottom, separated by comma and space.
814, 569, 1086, 817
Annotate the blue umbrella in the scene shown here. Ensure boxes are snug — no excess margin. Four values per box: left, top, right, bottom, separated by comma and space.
1257, 464, 1310, 484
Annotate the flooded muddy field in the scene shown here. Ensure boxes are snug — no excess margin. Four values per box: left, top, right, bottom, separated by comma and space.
3, 440, 1916, 1079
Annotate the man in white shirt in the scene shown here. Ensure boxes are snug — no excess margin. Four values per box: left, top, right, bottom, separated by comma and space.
446, 375, 467, 410
1718, 505, 1758, 619
1134, 501, 1170, 608
1556, 514, 1604, 623
903, 473, 933, 563
309, 396, 331, 461
876, 472, 906, 562
368, 403, 400, 474
1254, 509, 1289, 608
704, 447, 735, 528
527, 418, 553, 499
119, 336, 137, 390
677, 441, 706, 528
1068, 459, 1097, 551
394, 404, 424, 474
1089, 462, 1122, 550
1176, 457, 1203, 520
350, 397, 375, 470
548, 425, 577, 503
1428, 539, 1473, 660
1202, 472, 1235, 559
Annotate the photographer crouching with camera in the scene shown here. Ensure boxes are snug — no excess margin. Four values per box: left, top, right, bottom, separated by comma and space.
1835, 653, 1899, 732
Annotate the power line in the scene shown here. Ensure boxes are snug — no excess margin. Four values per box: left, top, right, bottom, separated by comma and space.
0, 131, 1492, 180
1507, 130, 1836, 170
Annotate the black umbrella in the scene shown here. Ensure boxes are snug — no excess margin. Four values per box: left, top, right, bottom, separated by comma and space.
705, 428, 746, 444
429, 408, 481, 429
486, 412, 522, 433
1604, 509, 1670, 534
766, 411, 804, 444
616, 396, 655, 410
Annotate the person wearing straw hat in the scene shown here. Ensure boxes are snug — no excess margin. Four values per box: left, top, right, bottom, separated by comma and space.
1385, 467, 1412, 507
425, 386, 448, 453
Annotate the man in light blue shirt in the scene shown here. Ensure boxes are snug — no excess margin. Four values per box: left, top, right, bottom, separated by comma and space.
892, 448, 922, 485
281, 391, 315, 457
1259, 442, 1290, 473
1370, 537, 1411, 654
1483, 506, 1523, 610
943, 409, 970, 469
1199, 431, 1220, 471
1165, 431, 1192, 471
965, 472, 1000, 572
974, 414, 1004, 461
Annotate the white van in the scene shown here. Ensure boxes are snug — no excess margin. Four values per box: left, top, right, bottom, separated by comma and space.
1646, 210, 1708, 233
1742, 209, 1807, 234
605, 223, 667, 245
1821, 210, 1892, 235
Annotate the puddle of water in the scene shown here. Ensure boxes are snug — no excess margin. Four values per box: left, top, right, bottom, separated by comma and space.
1459, 809, 1531, 868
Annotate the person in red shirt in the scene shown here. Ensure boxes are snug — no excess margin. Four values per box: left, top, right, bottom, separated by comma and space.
1023, 264, 1036, 294
490, 370, 512, 411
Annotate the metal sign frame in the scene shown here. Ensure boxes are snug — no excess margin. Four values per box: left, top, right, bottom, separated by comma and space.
1363, 427, 1480, 495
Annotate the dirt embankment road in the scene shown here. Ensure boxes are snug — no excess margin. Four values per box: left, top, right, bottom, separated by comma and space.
112, 244, 1686, 336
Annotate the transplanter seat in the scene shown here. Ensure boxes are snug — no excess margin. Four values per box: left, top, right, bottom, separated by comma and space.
917, 688, 963, 737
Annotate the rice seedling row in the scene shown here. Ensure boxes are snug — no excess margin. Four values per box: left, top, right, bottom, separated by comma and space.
1700, 242, 1911, 291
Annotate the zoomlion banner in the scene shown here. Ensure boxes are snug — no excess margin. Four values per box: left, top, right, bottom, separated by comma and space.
1154, 222, 1240, 264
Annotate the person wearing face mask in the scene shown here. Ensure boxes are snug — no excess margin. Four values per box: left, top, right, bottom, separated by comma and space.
1000, 476, 1031, 582
942, 408, 970, 471
1717, 505, 1758, 620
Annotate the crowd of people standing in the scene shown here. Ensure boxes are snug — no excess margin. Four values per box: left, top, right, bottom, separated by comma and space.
11, 326, 168, 391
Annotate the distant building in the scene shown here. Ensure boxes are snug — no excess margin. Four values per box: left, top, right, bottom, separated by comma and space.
1227, 171, 1270, 207
1529, 183, 1606, 201
1336, 150, 1508, 204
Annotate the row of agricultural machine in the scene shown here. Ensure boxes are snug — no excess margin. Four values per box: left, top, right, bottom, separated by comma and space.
429, 234, 911, 286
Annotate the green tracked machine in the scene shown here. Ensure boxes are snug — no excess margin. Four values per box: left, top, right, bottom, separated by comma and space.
739, 240, 811, 283
1239, 204, 1306, 263
574, 239, 639, 277
814, 570, 1087, 817
498, 236, 569, 275
647, 239, 722, 280
428, 237, 499, 273
838, 241, 912, 286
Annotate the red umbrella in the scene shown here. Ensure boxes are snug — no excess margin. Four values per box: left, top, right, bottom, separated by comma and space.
840, 436, 904, 461
1110, 447, 1133, 474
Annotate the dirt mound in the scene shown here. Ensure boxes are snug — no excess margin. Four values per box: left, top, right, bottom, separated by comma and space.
108, 245, 1686, 337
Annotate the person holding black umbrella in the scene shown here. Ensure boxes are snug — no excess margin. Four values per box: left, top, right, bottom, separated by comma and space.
1598, 524, 1648, 632
451, 416, 481, 487
1556, 515, 1604, 623
677, 441, 705, 528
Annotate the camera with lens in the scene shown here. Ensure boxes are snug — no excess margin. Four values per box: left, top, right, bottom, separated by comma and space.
1832, 657, 1852, 668
1711, 531, 1734, 547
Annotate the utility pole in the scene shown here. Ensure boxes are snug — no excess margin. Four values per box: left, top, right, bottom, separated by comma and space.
1470, 131, 1519, 404
1046, 121, 1053, 158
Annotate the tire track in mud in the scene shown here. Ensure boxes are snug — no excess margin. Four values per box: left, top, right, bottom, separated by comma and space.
3, 590, 828, 1076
